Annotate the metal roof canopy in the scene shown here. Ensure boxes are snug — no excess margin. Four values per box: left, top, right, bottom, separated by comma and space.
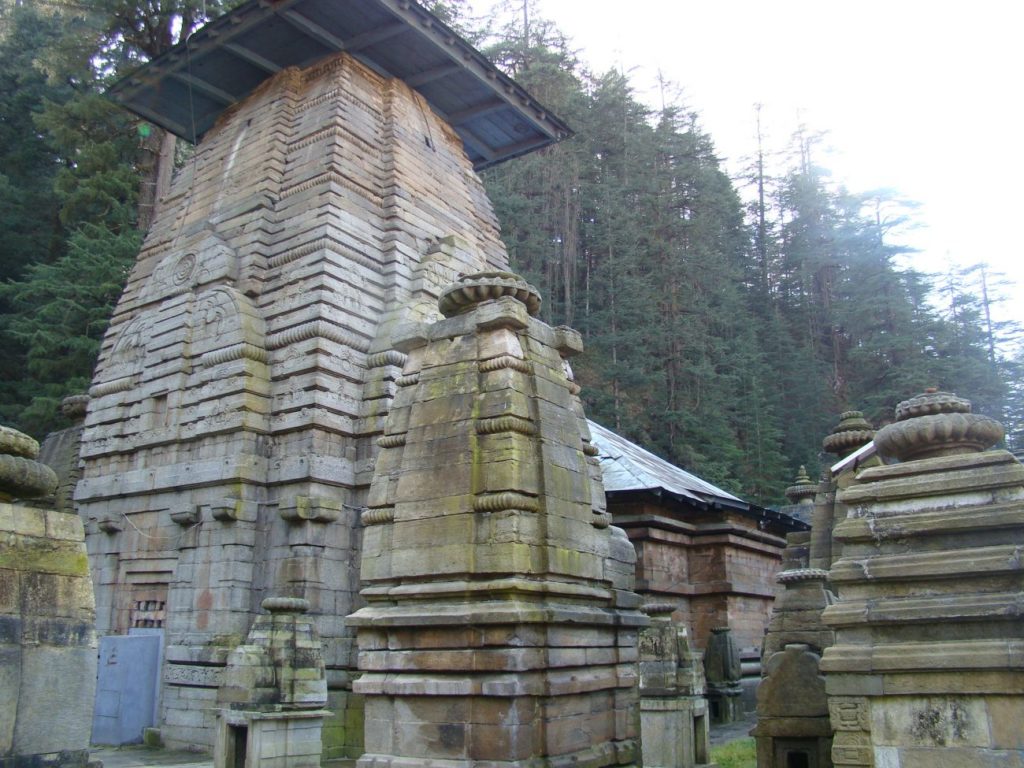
588, 419, 809, 532
107, 0, 572, 170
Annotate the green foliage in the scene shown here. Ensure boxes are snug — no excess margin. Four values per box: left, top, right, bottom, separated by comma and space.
710, 738, 756, 768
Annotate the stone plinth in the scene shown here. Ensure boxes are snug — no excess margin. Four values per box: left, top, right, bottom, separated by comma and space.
638, 604, 712, 767
0, 426, 97, 768
214, 597, 329, 768
347, 273, 646, 767
703, 627, 742, 725
821, 391, 1022, 768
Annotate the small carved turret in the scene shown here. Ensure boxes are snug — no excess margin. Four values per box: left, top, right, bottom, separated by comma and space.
784, 465, 818, 505
822, 410, 874, 457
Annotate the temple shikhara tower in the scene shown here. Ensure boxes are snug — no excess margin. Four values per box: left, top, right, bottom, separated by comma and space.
76, 0, 569, 756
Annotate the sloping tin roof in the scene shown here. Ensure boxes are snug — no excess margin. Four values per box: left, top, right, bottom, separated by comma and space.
107, 0, 571, 169
588, 420, 745, 508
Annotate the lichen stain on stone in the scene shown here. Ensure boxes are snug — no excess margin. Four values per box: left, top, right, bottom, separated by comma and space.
910, 699, 969, 746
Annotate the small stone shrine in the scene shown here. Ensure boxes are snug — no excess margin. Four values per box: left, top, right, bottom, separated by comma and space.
347, 272, 646, 767
703, 626, 743, 725
638, 602, 713, 768
752, 568, 835, 768
821, 390, 1023, 767
0, 425, 97, 768
215, 597, 329, 768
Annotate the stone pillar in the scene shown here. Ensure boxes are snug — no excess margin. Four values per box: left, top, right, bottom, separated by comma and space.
638, 603, 712, 768
215, 597, 329, 768
348, 272, 646, 767
753, 569, 835, 767
0, 425, 97, 768
703, 627, 743, 724
821, 390, 1021, 767
810, 412, 874, 571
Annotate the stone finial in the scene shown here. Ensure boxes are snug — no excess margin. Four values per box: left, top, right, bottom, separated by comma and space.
874, 389, 1003, 462
0, 425, 58, 502
437, 270, 542, 317
784, 465, 818, 505
822, 410, 874, 457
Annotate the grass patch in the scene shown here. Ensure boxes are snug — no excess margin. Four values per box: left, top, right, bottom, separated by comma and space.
709, 737, 756, 768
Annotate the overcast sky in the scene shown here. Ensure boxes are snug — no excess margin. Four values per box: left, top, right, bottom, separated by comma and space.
475, 0, 1023, 328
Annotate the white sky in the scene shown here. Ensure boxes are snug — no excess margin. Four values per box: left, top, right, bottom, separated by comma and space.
474, 0, 1024, 330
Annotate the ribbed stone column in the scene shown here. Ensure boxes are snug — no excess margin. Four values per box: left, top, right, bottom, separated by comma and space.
821, 390, 1021, 767
348, 272, 645, 767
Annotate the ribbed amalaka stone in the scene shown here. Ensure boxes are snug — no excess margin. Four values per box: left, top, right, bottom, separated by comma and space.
0, 425, 96, 768
820, 390, 1023, 768
347, 273, 646, 768
77, 51, 511, 752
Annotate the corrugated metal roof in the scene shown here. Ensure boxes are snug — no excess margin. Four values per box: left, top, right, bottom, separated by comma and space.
107, 0, 572, 169
588, 420, 745, 507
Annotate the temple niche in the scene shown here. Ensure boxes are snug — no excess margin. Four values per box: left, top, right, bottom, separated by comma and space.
76, 0, 568, 755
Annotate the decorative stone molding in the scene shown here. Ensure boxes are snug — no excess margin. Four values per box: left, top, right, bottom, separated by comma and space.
361, 507, 394, 526
88, 376, 135, 398
479, 355, 532, 373
474, 415, 537, 436
366, 349, 408, 368
98, 515, 124, 534
200, 342, 269, 367
438, 270, 542, 317
205, 499, 258, 523
777, 567, 830, 584
60, 393, 90, 422
170, 507, 202, 526
875, 389, 1003, 462
376, 433, 407, 448
279, 495, 343, 523
396, 373, 420, 387
267, 319, 371, 353
472, 491, 540, 513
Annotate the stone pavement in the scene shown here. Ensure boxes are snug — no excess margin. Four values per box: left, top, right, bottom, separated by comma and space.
90, 746, 211, 768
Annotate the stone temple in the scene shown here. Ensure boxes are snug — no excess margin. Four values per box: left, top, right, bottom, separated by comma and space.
78, 0, 569, 756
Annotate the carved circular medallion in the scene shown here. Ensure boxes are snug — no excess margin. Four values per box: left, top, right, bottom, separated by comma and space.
172, 253, 197, 285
